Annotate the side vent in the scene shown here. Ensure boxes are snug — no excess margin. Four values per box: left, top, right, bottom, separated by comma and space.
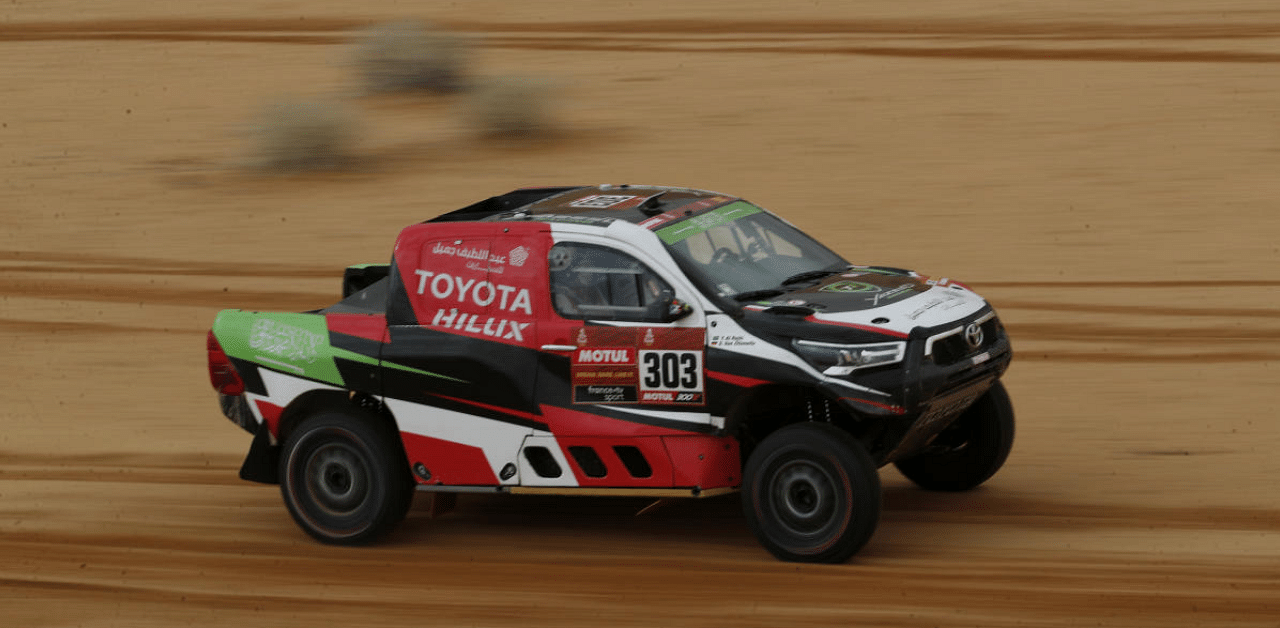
523, 446, 562, 478
568, 446, 608, 478
613, 446, 652, 478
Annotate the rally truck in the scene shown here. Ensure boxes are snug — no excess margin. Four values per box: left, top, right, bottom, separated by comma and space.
206, 184, 1014, 563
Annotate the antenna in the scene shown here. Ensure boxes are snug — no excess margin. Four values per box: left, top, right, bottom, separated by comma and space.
639, 191, 668, 215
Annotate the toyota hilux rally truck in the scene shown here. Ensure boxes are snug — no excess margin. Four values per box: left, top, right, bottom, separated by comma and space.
206, 185, 1013, 563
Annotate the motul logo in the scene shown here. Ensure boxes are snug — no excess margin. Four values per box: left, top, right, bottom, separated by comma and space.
574, 348, 634, 365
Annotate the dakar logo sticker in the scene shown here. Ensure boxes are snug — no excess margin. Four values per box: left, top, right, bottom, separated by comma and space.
577, 328, 588, 345
249, 319, 322, 363
820, 281, 880, 294
508, 245, 529, 267
643, 328, 655, 346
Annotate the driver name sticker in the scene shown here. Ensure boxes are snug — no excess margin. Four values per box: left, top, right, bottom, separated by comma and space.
570, 327, 704, 406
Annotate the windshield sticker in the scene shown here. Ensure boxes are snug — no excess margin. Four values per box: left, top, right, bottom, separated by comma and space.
571, 326, 705, 406
655, 201, 763, 244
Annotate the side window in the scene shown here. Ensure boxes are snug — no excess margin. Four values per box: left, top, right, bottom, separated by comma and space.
549, 243, 672, 321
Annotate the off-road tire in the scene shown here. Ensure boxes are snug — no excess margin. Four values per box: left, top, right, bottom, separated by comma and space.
894, 380, 1015, 492
741, 422, 881, 563
279, 409, 414, 544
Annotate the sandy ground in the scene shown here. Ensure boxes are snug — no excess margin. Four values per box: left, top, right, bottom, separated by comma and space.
2, 1, 1279, 626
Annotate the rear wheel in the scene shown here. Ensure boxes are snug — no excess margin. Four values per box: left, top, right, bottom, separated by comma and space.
894, 380, 1015, 491
279, 409, 414, 544
741, 422, 881, 563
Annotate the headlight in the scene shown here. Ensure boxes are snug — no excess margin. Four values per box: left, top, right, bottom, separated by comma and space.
792, 339, 906, 376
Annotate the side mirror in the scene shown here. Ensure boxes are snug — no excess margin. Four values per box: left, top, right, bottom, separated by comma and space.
658, 291, 693, 323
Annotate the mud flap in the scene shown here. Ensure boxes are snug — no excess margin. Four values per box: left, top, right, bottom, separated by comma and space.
238, 420, 280, 484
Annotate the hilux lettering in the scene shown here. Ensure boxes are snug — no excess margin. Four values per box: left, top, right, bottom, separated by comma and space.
431, 308, 530, 341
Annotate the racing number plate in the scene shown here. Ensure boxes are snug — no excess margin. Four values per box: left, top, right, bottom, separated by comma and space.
638, 350, 704, 404
571, 327, 705, 405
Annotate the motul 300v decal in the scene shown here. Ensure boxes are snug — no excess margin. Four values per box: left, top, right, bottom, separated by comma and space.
571, 326, 705, 405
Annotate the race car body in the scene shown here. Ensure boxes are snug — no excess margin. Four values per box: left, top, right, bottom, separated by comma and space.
207, 185, 1014, 562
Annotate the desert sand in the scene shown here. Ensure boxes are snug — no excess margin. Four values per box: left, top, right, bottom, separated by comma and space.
1, 1, 1278, 626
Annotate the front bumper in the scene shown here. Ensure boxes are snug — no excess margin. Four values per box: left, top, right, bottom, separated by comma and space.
830, 307, 1012, 464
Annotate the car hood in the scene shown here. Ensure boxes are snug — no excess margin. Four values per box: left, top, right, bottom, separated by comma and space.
740, 267, 989, 338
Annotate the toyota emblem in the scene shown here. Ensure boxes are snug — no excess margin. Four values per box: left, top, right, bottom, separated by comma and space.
964, 323, 984, 349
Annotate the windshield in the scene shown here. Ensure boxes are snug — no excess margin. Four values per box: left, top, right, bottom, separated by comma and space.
656, 201, 848, 299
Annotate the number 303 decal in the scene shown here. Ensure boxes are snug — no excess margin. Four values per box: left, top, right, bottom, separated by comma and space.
639, 350, 702, 391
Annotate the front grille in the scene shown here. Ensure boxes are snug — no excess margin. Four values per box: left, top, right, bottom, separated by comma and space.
927, 313, 1001, 366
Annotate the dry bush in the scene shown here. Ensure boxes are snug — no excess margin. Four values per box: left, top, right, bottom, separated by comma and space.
251, 98, 359, 171
463, 77, 555, 138
352, 21, 470, 94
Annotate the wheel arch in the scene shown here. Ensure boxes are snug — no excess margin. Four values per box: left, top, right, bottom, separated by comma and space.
724, 383, 877, 465
241, 389, 405, 485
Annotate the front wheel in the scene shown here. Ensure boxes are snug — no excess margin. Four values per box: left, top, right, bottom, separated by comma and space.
279, 409, 414, 545
894, 380, 1015, 492
741, 422, 881, 563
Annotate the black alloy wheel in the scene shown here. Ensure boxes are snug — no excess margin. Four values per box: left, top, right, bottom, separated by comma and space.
742, 422, 881, 563
279, 409, 414, 545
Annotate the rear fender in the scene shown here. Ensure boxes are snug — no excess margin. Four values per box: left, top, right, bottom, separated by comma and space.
239, 390, 403, 485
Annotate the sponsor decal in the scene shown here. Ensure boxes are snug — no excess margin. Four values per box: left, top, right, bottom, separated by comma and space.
573, 347, 636, 365
873, 283, 918, 306
574, 385, 636, 403
411, 269, 534, 343
508, 245, 529, 267
412, 270, 532, 314
820, 281, 880, 294
430, 241, 512, 273
906, 291, 967, 320
428, 309, 530, 341
571, 327, 704, 406
249, 319, 323, 363
569, 194, 638, 208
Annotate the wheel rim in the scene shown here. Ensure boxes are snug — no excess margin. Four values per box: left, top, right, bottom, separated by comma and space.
304, 442, 370, 516
770, 460, 839, 536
